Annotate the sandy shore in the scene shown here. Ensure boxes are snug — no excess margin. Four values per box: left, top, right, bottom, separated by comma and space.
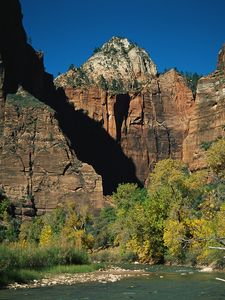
8, 267, 150, 289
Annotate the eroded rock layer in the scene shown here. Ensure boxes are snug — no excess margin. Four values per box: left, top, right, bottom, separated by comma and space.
0, 91, 103, 218
183, 46, 225, 170
0, 0, 104, 218
63, 69, 194, 185
0, 1, 224, 217
59, 40, 225, 184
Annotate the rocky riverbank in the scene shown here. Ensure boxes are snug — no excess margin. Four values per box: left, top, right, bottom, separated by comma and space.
8, 267, 150, 289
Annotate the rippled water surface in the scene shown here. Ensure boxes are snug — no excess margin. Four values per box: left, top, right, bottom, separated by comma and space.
0, 265, 224, 300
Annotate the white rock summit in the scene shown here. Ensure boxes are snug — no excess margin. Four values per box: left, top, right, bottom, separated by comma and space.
83, 36, 157, 84
55, 36, 157, 91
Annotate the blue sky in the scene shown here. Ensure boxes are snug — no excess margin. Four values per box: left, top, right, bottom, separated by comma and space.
20, 0, 225, 77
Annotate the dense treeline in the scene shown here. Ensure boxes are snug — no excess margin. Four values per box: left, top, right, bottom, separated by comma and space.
0, 138, 225, 276
179, 71, 202, 95
109, 138, 225, 266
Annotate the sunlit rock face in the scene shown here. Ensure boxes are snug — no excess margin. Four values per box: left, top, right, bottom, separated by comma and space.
57, 38, 225, 186
1, 0, 224, 218
183, 45, 225, 170
82, 37, 157, 86
56, 37, 157, 91
57, 42, 194, 186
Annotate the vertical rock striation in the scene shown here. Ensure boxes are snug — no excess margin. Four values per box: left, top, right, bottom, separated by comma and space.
57, 39, 194, 186
183, 45, 225, 170
0, 0, 104, 218
1, 1, 225, 215
57, 38, 225, 186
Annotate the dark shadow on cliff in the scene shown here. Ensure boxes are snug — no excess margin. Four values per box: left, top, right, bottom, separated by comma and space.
114, 94, 130, 143
0, 0, 142, 194
45, 80, 142, 194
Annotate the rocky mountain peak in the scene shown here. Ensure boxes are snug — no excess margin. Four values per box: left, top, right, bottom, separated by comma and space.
55, 36, 157, 93
101, 36, 132, 52
83, 36, 157, 86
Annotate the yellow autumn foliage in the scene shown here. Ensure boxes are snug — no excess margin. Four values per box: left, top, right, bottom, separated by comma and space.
206, 138, 225, 178
163, 219, 186, 261
39, 224, 53, 247
126, 237, 151, 262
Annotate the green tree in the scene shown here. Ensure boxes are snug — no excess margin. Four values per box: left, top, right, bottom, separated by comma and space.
68, 64, 76, 71
43, 206, 66, 236
110, 184, 160, 262
98, 75, 108, 91
110, 79, 124, 94
57, 202, 94, 250
183, 72, 202, 95
93, 47, 101, 54
0, 190, 20, 243
113, 183, 146, 211
132, 79, 141, 91
147, 159, 208, 262
93, 207, 116, 249
19, 218, 43, 245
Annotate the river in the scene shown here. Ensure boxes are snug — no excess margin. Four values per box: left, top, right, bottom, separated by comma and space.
0, 266, 224, 299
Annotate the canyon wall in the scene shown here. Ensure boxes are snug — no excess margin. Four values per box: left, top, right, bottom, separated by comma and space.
0, 1, 224, 217
0, 0, 104, 218
183, 44, 225, 169
0, 92, 103, 218
63, 69, 194, 185
60, 40, 224, 184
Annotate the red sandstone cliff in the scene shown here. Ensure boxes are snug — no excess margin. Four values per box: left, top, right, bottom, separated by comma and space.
57, 38, 225, 187
62, 71, 194, 185
0, 1, 224, 217
183, 45, 225, 170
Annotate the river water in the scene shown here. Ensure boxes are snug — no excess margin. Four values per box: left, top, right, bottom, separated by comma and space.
0, 265, 224, 300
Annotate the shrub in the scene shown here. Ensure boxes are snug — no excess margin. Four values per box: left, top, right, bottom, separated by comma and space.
91, 248, 136, 263
200, 141, 214, 151
182, 71, 202, 95
0, 244, 90, 272
206, 138, 225, 178
6, 92, 47, 109
93, 47, 101, 54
